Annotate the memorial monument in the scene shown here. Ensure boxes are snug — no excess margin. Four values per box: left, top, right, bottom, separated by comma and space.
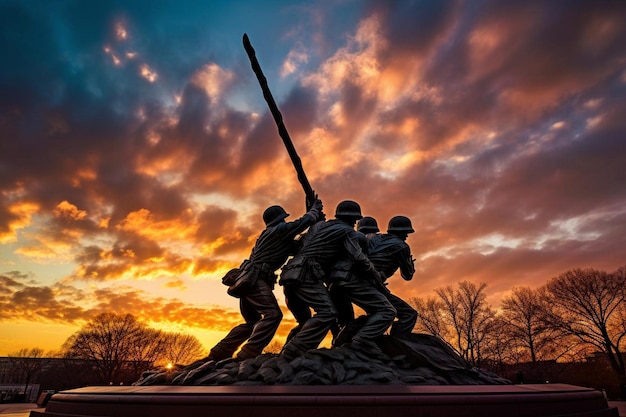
31, 331, 619, 417
135, 332, 510, 386
29, 34, 619, 417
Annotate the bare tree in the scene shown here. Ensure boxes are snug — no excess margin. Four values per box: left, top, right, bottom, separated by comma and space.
481, 316, 517, 375
62, 313, 209, 383
8, 348, 44, 402
433, 281, 496, 366
470, 311, 497, 367
544, 266, 626, 386
161, 333, 206, 366
62, 313, 148, 384
500, 286, 568, 363
125, 327, 167, 379
410, 295, 450, 341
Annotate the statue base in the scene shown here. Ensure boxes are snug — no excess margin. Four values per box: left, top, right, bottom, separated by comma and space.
30, 384, 618, 417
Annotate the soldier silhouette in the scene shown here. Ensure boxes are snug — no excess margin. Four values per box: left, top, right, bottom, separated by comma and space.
327, 215, 396, 353
327, 216, 377, 335
208, 200, 323, 361
367, 215, 418, 337
279, 200, 382, 360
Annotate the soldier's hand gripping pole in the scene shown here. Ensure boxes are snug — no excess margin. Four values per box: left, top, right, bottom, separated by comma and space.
243, 33, 317, 209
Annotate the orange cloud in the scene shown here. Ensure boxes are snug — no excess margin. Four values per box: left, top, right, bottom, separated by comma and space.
281, 48, 309, 78
304, 14, 386, 98
0, 201, 39, 244
1, 276, 239, 329
117, 208, 197, 242
191, 63, 235, 103
54, 201, 87, 221
140, 64, 158, 82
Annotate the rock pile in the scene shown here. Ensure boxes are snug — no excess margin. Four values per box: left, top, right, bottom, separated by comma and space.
135, 333, 510, 386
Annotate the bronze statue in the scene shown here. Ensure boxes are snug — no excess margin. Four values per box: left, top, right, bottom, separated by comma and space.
209, 201, 323, 361
326, 217, 376, 337
367, 215, 418, 337
131, 33, 513, 389
278, 200, 382, 360
325, 216, 396, 354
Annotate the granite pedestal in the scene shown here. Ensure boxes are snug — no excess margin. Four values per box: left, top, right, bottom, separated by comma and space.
30, 384, 618, 417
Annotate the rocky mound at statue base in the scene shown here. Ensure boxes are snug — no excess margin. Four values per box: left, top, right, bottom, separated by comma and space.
135, 333, 510, 386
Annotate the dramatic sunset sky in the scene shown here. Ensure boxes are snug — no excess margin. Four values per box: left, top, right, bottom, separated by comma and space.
1, 0, 625, 355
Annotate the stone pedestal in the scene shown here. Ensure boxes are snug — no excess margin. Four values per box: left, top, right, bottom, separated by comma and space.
30, 384, 618, 417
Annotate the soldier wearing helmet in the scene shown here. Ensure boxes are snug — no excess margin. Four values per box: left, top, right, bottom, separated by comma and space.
357, 216, 380, 236
325, 210, 397, 354
387, 215, 415, 235
208, 198, 323, 361
365, 215, 418, 337
279, 200, 387, 360
263, 205, 290, 226
326, 216, 378, 337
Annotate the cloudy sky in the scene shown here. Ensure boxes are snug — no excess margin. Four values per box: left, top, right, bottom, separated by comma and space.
1, 0, 625, 355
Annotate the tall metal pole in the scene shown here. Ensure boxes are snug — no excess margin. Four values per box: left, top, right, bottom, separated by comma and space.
243, 33, 317, 206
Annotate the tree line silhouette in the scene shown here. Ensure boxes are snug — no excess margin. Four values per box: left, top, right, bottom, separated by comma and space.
61, 313, 206, 384
2, 265, 624, 397
2, 313, 206, 392
410, 265, 626, 395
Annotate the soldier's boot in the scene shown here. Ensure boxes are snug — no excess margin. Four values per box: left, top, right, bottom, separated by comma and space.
280, 343, 304, 362
207, 346, 233, 361
350, 336, 384, 357
236, 346, 262, 361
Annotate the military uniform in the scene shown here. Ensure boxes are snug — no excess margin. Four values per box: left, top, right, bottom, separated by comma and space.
367, 225, 418, 336
328, 216, 397, 349
326, 231, 369, 330
279, 203, 381, 360
209, 202, 322, 361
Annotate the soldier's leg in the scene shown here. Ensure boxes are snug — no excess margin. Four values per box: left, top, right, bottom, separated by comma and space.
339, 280, 396, 343
281, 281, 337, 360
328, 283, 354, 328
209, 296, 259, 360
236, 279, 283, 360
283, 284, 312, 342
387, 292, 418, 336
328, 283, 354, 343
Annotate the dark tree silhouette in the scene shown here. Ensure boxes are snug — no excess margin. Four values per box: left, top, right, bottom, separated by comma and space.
411, 295, 450, 341
500, 286, 568, 363
125, 327, 167, 380
63, 313, 145, 384
8, 348, 44, 402
161, 333, 206, 366
412, 281, 495, 367
62, 313, 206, 384
544, 266, 626, 386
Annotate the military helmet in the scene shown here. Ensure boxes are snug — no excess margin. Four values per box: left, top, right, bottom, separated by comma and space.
335, 200, 363, 220
357, 216, 379, 233
387, 215, 415, 233
263, 205, 289, 226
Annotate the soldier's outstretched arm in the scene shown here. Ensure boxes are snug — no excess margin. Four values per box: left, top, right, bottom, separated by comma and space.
308, 198, 324, 221
282, 199, 324, 242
